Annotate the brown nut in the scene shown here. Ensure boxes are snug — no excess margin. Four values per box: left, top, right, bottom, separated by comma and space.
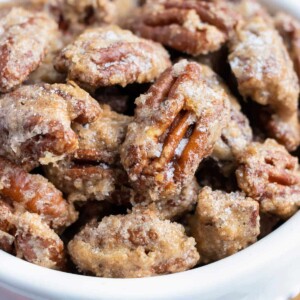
68, 207, 199, 278
46, 0, 116, 33
44, 160, 131, 206
0, 157, 77, 231
54, 25, 171, 89
236, 139, 300, 219
229, 8, 300, 150
0, 8, 58, 92
132, 177, 200, 221
0, 199, 14, 253
274, 12, 300, 81
0, 82, 101, 170
72, 105, 132, 164
189, 187, 260, 263
14, 212, 65, 270
128, 0, 239, 56
121, 60, 230, 201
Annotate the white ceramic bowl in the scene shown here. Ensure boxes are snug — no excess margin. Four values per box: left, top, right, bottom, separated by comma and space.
0, 1, 300, 299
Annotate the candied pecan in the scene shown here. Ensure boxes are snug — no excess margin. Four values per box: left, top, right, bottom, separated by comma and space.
72, 105, 132, 164
207, 74, 253, 167
0, 157, 77, 230
44, 160, 131, 205
229, 10, 300, 150
68, 207, 199, 277
132, 177, 200, 221
46, 0, 116, 33
14, 212, 65, 270
0, 82, 101, 169
236, 139, 300, 219
0, 199, 15, 252
128, 0, 239, 56
274, 12, 300, 81
54, 26, 171, 89
121, 60, 230, 201
0, 230, 14, 253
189, 187, 260, 263
0, 8, 58, 92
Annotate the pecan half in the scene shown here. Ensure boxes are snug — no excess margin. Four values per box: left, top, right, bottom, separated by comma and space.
236, 139, 300, 219
0, 8, 58, 92
128, 0, 239, 56
229, 8, 300, 150
14, 212, 65, 270
68, 207, 199, 278
0, 157, 77, 231
54, 25, 171, 89
189, 187, 259, 263
0, 82, 101, 170
44, 105, 132, 205
46, 0, 116, 33
121, 60, 230, 201
0, 199, 14, 253
274, 12, 300, 81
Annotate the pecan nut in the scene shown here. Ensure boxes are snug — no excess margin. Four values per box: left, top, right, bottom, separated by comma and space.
129, 0, 239, 56
236, 139, 300, 219
229, 6, 300, 150
0, 157, 78, 231
68, 207, 199, 278
0, 82, 101, 170
275, 12, 300, 81
54, 25, 171, 89
121, 60, 230, 201
0, 8, 58, 92
189, 187, 260, 263
45, 105, 132, 205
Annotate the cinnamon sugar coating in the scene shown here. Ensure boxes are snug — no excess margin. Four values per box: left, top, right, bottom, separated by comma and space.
0, 8, 58, 92
229, 6, 300, 150
0, 157, 77, 230
121, 60, 230, 202
129, 0, 239, 56
14, 212, 65, 270
236, 139, 300, 219
189, 187, 260, 263
68, 208, 199, 277
0, 82, 101, 169
54, 26, 171, 89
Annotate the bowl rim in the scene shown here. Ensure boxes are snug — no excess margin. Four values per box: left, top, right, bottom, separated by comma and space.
0, 0, 300, 299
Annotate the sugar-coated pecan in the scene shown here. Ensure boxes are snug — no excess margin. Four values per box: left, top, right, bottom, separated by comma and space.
46, 0, 116, 33
274, 12, 300, 81
0, 157, 77, 230
14, 212, 65, 270
0, 82, 101, 169
54, 26, 171, 89
0, 8, 58, 92
0, 199, 14, 252
212, 82, 252, 163
45, 105, 132, 205
44, 160, 131, 205
132, 177, 200, 221
72, 105, 132, 164
236, 139, 300, 219
68, 207, 199, 278
121, 60, 230, 201
128, 0, 239, 56
189, 187, 260, 263
229, 9, 300, 150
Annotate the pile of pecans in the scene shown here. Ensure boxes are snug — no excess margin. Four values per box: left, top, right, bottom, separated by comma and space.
0, 0, 299, 278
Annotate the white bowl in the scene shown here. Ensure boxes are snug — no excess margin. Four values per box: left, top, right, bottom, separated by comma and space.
0, 1, 300, 299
